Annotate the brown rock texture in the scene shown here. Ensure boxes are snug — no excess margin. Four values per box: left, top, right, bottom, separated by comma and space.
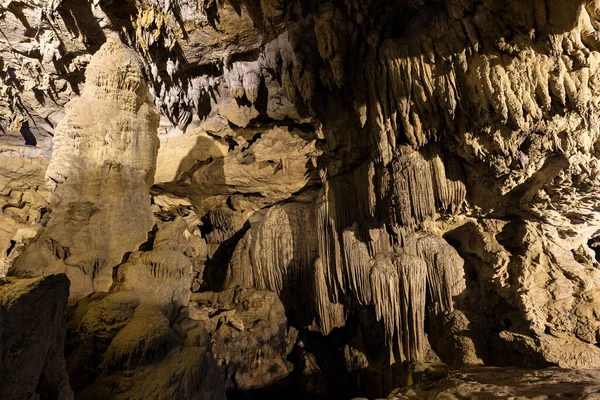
1, 0, 600, 398
10, 37, 160, 300
0, 274, 73, 400
387, 365, 600, 400
190, 287, 298, 391
66, 218, 226, 399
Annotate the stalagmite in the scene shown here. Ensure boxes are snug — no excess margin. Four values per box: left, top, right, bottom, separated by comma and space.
11, 38, 160, 300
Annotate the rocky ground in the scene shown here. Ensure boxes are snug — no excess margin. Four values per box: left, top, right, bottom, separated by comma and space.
387, 365, 600, 400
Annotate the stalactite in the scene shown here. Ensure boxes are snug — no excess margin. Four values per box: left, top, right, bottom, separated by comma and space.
399, 232, 467, 344
263, 31, 316, 104
342, 226, 372, 306
370, 252, 427, 364
227, 203, 319, 326
384, 146, 466, 228
223, 61, 262, 103
370, 254, 401, 364
395, 253, 427, 362
316, 189, 346, 302
405, 233, 466, 315
312, 257, 346, 335
368, 37, 459, 162
388, 146, 436, 227
315, 161, 386, 303
353, 161, 378, 223
426, 148, 467, 215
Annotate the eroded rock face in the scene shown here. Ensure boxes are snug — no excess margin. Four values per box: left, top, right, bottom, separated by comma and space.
2, 0, 600, 398
66, 218, 226, 399
0, 274, 73, 400
189, 287, 298, 391
0, 156, 50, 276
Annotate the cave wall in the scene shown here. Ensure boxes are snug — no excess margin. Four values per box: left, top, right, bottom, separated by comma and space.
1, 0, 600, 397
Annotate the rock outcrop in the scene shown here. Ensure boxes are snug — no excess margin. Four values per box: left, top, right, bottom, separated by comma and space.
0, 274, 73, 400
189, 287, 298, 391
66, 218, 226, 399
0, 155, 50, 276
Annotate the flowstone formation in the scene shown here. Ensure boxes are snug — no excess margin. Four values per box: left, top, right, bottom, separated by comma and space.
1, 0, 600, 398
66, 218, 225, 400
11, 37, 160, 300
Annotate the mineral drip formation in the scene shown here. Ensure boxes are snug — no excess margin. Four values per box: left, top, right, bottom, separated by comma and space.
228, 145, 468, 363
11, 39, 160, 300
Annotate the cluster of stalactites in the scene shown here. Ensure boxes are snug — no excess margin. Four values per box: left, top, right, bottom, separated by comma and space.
366, 3, 600, 167
228, 153, 466, 363
383, 145, 466, 228
226, 202, 330, 329
327, 230, 465, 364
367, 38, 459, 165
400, 232, 466, 341
316, 161, 384, 305
311, 150, 466, 362
313, 212, 465, 363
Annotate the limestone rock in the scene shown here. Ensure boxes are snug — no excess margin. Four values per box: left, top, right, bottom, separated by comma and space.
0, 274, 73, 400
0, 156, 50, 276
388, 366, 600, 400
4, 0, 600, 398
11, 38, 160, 300
66, 219, 226, 399
189, 287, 298, 391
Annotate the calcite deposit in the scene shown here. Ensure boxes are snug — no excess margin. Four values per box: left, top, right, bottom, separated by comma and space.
11, 37, 160, 300
1, 0, 600, 398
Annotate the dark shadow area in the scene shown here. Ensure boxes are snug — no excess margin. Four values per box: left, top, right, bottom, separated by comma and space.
20, 123, 37, 146
202, 221, 251, 291
589, 234, 600, 262
5, 2, 37, 36
58, 0, 107, 52
226, 324, 365, 400
444, 222, 554, 369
